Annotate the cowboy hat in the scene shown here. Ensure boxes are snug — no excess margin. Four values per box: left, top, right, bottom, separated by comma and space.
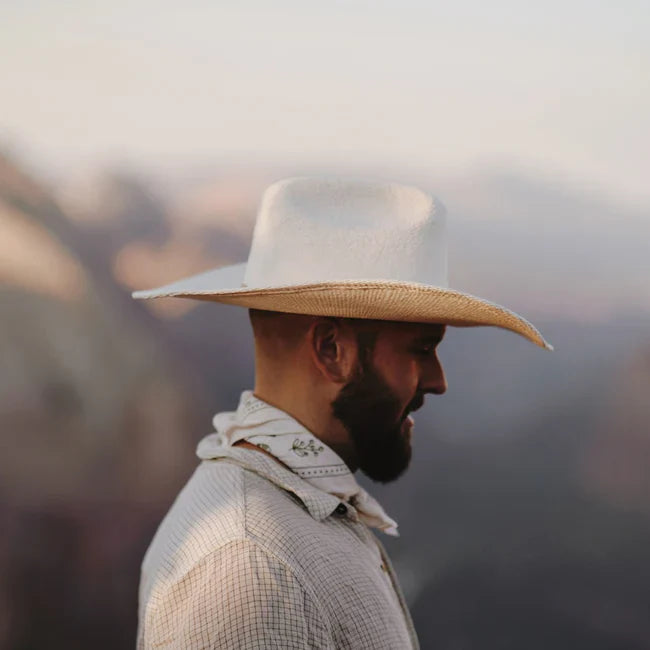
131, 176, 553, 350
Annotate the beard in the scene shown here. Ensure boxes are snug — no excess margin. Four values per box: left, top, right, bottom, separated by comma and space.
331, 354, 422, 483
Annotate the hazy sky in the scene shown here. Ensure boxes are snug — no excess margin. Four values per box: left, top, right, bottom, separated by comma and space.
2, 0, 649, 206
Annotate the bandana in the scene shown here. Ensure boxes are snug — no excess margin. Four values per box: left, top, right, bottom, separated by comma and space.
208, 389, 399, 536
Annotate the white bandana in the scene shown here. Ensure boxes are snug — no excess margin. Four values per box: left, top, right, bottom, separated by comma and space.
209, 390, 399, 536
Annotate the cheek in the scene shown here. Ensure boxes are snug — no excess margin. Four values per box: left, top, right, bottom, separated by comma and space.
397, 357, 420, 388
370, 343, 419, 401
380, 360, 419, 404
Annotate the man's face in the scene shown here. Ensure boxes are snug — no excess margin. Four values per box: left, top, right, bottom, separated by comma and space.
331, 322, 447, 483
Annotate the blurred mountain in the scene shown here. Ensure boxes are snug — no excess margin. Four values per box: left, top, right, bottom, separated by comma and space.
580, 342, 650, 513
0, 153, 203, 507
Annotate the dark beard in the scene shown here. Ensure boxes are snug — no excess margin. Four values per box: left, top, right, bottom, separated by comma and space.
331, 355, 415, 483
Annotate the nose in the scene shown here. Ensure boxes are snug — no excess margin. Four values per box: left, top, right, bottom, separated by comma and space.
421, 352, 447, 395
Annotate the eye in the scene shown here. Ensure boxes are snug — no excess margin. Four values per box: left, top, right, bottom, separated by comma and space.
413, 344, 437, 357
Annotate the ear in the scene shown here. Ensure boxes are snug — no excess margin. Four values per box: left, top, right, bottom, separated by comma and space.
309, 318, 358, 384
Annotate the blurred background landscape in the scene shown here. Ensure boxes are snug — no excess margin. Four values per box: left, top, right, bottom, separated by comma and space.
1, 1, 649, 648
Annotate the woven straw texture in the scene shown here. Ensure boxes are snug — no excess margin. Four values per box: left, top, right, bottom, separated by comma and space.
142, 280, 552, 350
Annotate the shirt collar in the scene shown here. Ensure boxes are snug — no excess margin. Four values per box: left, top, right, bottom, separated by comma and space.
196, 437, 346, 522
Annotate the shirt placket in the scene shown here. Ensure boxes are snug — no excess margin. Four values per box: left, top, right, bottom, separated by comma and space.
371, 532, 420, 650
340, 505, 419, 649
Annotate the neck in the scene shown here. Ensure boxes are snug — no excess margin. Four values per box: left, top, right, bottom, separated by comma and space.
252, 383, 358, 471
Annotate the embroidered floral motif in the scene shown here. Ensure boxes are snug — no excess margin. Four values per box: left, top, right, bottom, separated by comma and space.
291, 438, 325, 457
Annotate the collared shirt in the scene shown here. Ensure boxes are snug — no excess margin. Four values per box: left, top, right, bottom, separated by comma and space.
137, 445, 419, 649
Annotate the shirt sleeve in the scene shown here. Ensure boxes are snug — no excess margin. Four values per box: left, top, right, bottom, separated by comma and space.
141, 538, 333, 649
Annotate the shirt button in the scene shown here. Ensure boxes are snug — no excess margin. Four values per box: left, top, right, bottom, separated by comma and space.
334, 503, 348, 516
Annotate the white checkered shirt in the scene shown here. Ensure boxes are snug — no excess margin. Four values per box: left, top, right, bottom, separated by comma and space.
137, 446, 419, 649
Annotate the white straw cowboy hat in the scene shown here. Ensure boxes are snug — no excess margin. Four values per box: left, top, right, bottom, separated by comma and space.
132, 176, 553, 350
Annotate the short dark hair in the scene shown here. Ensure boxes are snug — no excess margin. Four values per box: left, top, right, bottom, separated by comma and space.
248, 308, 380, 362
351, 321, 379, 368
247, 308, 309, 352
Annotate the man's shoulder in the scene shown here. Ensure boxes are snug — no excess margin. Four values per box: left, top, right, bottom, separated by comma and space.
141, 457, 316, 585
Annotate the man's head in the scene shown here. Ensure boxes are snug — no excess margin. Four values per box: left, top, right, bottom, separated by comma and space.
248, 308, 447, 483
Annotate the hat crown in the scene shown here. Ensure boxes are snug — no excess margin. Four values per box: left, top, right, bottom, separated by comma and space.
243, 176, 448, 288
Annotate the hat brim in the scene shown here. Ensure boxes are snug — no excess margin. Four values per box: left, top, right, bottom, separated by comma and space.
132, 262, 553, 350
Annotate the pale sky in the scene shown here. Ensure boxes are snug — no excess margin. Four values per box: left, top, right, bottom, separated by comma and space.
2, 0, 649, 207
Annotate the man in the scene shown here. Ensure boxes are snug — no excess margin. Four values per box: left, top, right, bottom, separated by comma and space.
132, 176, 551, 648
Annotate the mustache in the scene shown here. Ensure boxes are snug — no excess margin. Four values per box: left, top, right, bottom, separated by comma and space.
408, 394, 424, 413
